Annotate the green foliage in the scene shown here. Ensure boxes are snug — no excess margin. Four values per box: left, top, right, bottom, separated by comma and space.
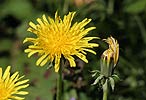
124, 0, 146, 14
0, 0, 146, 100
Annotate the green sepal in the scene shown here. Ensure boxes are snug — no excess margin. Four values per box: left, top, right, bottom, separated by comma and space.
112, 74, 120, 82
92, 75, 104, 85
47, 62, 53, 69
90, 70, 100, 77
102, 79, 108, 92
100, 57, 114, 77
109, 77, 115, 91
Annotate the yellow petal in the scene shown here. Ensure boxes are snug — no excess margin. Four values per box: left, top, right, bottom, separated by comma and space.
0, 67, 2, 79
10, 72, 19, 81
7, 72, 19, 86
48, 16, 55, 25
83, 49, 96, 55
3, 66, 11, 80
42, 14, 48, 24
9, 75, 19, 88
66, 56, 76, 67
76, 53, 88, 63
79, 27, 96, 36
18, 75, 25, 80
88, 43, 99, 47
15, 91, 29, 95
40, 56, 50, 66
37, 18, 44, 26
81, 50, 87, 55
29, 21, 36, 29
55, 11, 61, 23
29, 45, 41, 49
36, 54, 48, 66
27, 27, 38, 33
14, 79, 29, 87
10, 96, 25, 100
83, 37, 100, 41
4, 72, 10, 86
24, 49, 31, 53
15, 84, 29, 91
63, 12, 76, 30
79, 18, 91, 29
28, 50, 40, 57
23, 38, 36, 43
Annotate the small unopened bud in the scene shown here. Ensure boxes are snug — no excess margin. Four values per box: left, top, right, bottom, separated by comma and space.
100, 36, 119, 77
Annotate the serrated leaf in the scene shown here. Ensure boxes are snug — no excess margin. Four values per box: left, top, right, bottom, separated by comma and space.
109, 77, 115, 91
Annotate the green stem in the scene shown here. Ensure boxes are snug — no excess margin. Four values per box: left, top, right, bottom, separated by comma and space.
103, 79, 108, 100
56, 58, 63, 100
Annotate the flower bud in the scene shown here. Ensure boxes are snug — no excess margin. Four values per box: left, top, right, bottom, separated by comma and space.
100, 36, 119, 77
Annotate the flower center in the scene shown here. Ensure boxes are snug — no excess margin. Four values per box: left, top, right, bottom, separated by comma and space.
0, 83, 10, 100
40, 31, 73, 55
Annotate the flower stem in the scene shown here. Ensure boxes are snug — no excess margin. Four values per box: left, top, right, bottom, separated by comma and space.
103, 79, 108, 100
57, 58, 63, 100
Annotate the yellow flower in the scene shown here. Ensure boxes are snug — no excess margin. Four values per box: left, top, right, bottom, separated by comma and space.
0, 66, 29, 100
102, 36, 119, 67
23, 12, 99, 72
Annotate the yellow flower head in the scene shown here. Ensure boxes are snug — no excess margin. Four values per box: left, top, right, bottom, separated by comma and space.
0, 66, 29, 100
24, 12, 99, 72
102, 36, 119, 67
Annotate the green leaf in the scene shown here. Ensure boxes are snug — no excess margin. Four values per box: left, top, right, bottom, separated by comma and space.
109, 77, 115, 91
124, 0, 146, 14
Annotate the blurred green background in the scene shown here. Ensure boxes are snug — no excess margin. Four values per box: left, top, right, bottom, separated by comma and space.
0, 0, 146, 100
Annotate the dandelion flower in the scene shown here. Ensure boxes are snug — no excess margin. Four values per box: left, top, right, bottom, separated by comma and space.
102, 36, 119, 67
0, 66, 29, 100
24, 11, 99, 72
